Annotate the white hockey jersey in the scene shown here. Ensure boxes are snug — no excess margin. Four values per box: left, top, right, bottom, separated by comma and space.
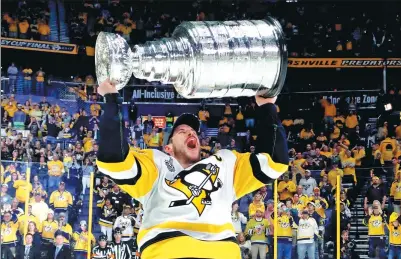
133, 209, 143, 234
113, 215, 135, 240
97, 148, 287, 259
297, 217, 319, 244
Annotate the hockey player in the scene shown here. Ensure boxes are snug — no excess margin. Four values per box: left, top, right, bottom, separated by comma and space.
92, 235, 114, 259
113, 205, 135, 243
111, 228, 132, 259
96, 79, 289, 259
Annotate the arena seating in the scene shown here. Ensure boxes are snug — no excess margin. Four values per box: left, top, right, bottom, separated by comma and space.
2, 1, 401, 259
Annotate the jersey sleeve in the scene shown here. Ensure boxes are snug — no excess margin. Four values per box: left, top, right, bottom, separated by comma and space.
232, 151, 288, 199
254, 103, 289, 166
49, 192, 55, 209
96, 148, 159, 200
96, 93, 159, 200
67, 192, 73, 208
72, 232, 79, 241
230, 102, 289, 198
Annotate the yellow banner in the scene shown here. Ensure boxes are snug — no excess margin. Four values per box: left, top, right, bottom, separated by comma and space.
1, 37, 78, 54
288, 58, 401, 68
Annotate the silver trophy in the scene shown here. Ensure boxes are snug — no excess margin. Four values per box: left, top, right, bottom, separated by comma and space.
95, 18, 287, 98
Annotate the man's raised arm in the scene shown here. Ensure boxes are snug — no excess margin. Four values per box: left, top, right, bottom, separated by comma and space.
95, 80, 159, 200
230, 98, 289, 199
97, 91, 129, 163
255, 102, 289, 165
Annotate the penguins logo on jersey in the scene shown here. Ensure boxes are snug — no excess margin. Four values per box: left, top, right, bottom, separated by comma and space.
166, 163, 222, 216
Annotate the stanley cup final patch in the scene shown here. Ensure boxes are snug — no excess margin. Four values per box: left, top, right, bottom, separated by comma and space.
165, 157, 175, 172
165, 163, 223, 216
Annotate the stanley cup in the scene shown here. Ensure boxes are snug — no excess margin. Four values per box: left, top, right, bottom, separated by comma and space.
95, 18, 287, 98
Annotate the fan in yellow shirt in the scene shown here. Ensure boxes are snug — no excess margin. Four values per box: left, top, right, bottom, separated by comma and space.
4, 102, 17, 118
330, 126, 341, 140
291, 153, 307, 175
83, 131, 94, 152
387, 212, 401, 252
380, 137, 397, 163
316, 132, 328, 145
249, 193, 266, 218
277, 173, 297, 202
90, 101, 101, 117
294, 186, 309, 206
2, 165, 19, 184
391, 173, 401, 214
236, 108, 244, 121
326, 163, 344, 188
73, 220, 96, 258
334, 115, 345, 129
54, 213, 73, 245
18, 205, 42, 234
276, 208, 295, 252
13, 174, 32, 203
1, 211, 19, 246
308, 188, 329, 218
345, 113, 358, 129
352, 146, 366, 167
338, 135, 350, 151
47, 156, 65, 177
292, 193, 306, 211
320, 145, 332, 159
300, 128, 315, 140
198, 109, 210, 122
341, 151, 357, 184
42, 210, 59, 243
282, 118, 294, 128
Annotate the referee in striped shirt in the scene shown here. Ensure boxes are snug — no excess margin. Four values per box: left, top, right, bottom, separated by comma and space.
111, 228, 132, 259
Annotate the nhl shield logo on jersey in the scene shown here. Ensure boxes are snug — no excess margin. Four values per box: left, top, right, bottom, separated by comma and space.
165, 163, 223, 216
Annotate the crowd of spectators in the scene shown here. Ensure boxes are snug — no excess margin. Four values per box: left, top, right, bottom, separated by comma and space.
64, 1, 401, 57
1, 1, 401, 259
3, 0, 400, 58
4, 63, 46, 96
0, 91, 145, 259
2, 82, 401, 259
3, 61, 98, 104
1, 1, 51, 41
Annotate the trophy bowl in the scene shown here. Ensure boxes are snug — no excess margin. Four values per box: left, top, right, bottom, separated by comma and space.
95, 32, 134, 90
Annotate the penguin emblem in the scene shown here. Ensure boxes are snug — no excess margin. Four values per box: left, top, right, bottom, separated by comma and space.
166, 163, 222, 216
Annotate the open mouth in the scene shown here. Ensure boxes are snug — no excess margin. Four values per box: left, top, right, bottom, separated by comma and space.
186, 137, 197, 149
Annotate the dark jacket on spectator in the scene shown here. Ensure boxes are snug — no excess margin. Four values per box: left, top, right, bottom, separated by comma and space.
1, 245, 14, 259
46, 122, 61, 138
107, 191, 130, 214
244, 105, 257, 120
51, 245, 71, 259
15, 244, 41, 259
365, 183, 386, 204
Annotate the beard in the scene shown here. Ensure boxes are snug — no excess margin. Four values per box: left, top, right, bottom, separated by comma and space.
172, 143, 200, 165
